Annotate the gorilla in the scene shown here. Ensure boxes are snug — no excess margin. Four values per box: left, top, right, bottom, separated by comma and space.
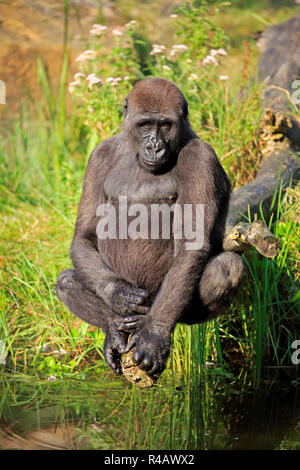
56, 78, 246, 377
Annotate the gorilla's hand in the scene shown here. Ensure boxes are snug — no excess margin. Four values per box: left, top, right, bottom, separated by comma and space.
108, 279, 150, 317
103, 321, 128, 374
124, 320, 171, 377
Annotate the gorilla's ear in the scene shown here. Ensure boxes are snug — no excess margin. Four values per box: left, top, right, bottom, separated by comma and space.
123, 98, 128, 117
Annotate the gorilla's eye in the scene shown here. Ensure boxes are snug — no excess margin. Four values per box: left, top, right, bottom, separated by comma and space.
161, 122, 172, 131
141, 121, 152, 129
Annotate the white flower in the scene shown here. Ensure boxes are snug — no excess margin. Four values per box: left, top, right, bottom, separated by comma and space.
125, 20, 137, 27
216, 48, 227, 56
112, 29, 123, 36
47, 375, 57, 382
169, 14, 178, 18
150, 44, 166, 55
188, 73, 198, 81
86, 73, 102, 89
76, 50, 96, 62
210, 49, 218, 57
219, 75, 229, 81
162, 65, 171, 71
202, 55, 218, 66
170, 44, 188, 56
90, 24, 107, 36
68, 81, 80, 94
74, 72, 85, 80
124, 75, 130, 80
106, 77, 122, 86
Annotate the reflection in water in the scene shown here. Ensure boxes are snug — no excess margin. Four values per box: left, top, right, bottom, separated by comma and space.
1, 368, 299, 450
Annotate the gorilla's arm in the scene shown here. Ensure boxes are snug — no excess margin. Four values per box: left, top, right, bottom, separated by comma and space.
125, 140, 230, 374
70, 141, 150, 316
148, 140, 230, 328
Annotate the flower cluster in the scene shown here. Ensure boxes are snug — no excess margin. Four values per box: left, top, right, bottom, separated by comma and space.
106, 77, 122, 87
90, 24, 107, 36
202, 48, 227, 66
112, 29, 123, 37
86, 73, 102, 90
68, 80, 80, 94
170, 44, 188, 56
150, 44, 166, 56
76, 49, 96, 63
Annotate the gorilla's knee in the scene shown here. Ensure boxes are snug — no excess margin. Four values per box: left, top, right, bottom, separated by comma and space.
199, 252, 247, 307
55, 269, 76, 299
219, 252, 247, 288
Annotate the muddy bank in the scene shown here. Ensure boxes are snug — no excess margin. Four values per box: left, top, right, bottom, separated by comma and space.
0, 0, 120, 114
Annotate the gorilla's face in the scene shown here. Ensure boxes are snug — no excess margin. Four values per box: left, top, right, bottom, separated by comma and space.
122, 78, 190, 173
135, 115, 174, 172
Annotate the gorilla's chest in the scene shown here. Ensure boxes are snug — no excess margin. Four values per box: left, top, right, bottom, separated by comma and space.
103, 155, 177, 203
100, 155, 177, 291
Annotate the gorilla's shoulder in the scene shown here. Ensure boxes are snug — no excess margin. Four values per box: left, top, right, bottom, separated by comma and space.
179, 138, 219, 168
91, 134, 123, 159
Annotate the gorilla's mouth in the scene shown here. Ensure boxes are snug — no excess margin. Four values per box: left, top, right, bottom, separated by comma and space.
141, 148, 169, 169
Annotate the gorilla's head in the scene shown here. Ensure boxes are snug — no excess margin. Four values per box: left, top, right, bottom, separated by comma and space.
122, 78, 191, 173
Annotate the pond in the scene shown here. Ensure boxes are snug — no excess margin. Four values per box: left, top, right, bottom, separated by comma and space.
1, 367, 300, 450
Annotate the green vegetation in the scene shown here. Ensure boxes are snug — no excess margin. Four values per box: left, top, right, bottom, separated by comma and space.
0, 0, 299, 450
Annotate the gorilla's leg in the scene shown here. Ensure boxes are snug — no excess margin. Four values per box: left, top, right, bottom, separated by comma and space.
198, 252, 247, 321
56, 269, 109, 330
55, 269, 127, 373
180, 252, 247, 324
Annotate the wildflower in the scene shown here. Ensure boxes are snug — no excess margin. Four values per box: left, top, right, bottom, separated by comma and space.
68, 81, 80, 94
216, 48, 227, 56
210, 49, 218, 57
188, 73, 198, 81
169, 14, 178, 18
47, 374, 57, 382
112, 29, 123, 36
74, 72, 85, 80
202, 55, 218, 66
76, 50, 96, 62
219, 75, 229, 81
125, 20, 137, 28
90, 24, 107, 36
162, 65, 171, 71
124, 75, 130, 80
86, 73, 102, 90
150, 44, 166, 55
106, 77, 122, 87
170, 44, 188, 56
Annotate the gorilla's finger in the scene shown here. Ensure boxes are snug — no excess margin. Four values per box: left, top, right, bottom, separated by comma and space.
133, 346, 145, 365
104, 346, 123, 374
124, 334, 137, 353
139, 354, 153, 371
117, 321, 138, 332
127, 304, 150, 315
147, 362, 162, 377
114, 336, 127, 354
104, 347, 117, 370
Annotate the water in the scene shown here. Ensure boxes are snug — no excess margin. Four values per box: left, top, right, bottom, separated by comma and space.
1, 367, 300, 450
